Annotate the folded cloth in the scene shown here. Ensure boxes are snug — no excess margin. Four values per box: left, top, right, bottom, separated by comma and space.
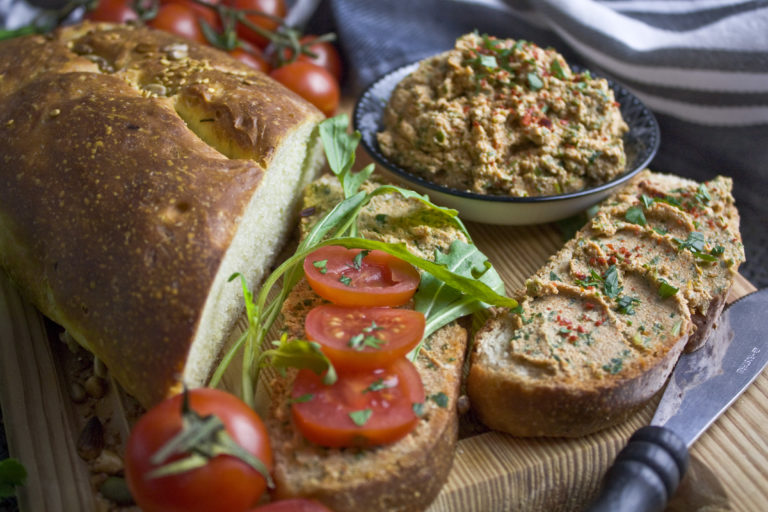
321, 0, 768, 287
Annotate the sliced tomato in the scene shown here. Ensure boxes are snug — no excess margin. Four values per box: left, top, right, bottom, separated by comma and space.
250, 499, 334, 512
303, 246, 420, 307
291, 358, 424, 448
305, 304, 424, 371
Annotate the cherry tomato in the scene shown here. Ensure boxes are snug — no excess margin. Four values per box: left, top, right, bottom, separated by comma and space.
270, 61, 339, 116
251, 498, 334, 512
161, 0, 221, 31
230, 46, 270, 73
84, 0, 138, 23
305, 305, 425, 371
303, 246, 420, 307
232, 0, 286, 49
291, 358, 425, 448
125, 388, 273, 512
148, 3, 207, 44
281, 36, 342, 81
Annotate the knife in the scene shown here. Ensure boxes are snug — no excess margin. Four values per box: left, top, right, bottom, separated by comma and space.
586, 288, 768, 512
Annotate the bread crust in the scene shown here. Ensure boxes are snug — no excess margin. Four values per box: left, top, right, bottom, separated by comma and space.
468, 171, 744, 437
0, 22, 324, 407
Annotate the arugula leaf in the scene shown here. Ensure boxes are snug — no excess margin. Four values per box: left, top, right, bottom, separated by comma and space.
258, 334, 337, 386
0, 458, 26, 498
414, 239, 510, 344
318, 115, 375, 199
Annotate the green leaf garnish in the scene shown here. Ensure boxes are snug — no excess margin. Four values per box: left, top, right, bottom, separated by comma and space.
550, 59, 568, 80
258, 334, 337, 386
349, 409, 373, 427
625, 206, 646, 226
527, 72, 543, 91
429, 392, 449, 408
312, 259, 328, 274
603, 265, 622, 299
351, 250, 369, 270
658, 280, 679, 299
616, 296, 640, 315
364, 378, 392, 393
339, 275, 352, 286
0, 458, 27, 498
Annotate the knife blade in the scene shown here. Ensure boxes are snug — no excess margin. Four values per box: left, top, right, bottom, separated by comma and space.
586, 288, 768, 512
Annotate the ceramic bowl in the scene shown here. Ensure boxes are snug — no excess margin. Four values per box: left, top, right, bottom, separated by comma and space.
354, 61, 660, 225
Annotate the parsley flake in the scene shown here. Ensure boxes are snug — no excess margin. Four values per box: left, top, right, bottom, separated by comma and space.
527, 72, 543, 91
349, 409, 372, 427
351, 250, 370, 270
312, 259, 328, 274
658, 280, 679, 299
602, 265, 622, 299
429, 392, 449, 408
339, 275, 352, 286
625, 206, 646, 226
616, 296, 640, 315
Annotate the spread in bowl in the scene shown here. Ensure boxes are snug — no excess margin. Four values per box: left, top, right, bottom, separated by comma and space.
376, 33, 629, 197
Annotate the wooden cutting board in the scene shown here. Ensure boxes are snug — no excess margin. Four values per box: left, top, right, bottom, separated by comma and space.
0, 210, 763, 512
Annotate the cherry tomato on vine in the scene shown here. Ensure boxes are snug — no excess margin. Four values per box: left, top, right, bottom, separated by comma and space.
84, 0, 138, 23
125, 388, 273, 512
232, 0, 286, 49
148, 2, 208, 44
291, 358, 425, 448
305, 305, 425, 371
280, 36, 342, 81
161, 0, 221, 31
303, 246, 420, 306
229, 46, 271, 73
250, 499, 334, 512
270, 61, 339, 116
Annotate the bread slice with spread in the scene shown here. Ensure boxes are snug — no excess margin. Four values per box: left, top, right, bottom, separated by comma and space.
468, 171, 744, 437
263, 175, 474, 512
0, 22, 325, 408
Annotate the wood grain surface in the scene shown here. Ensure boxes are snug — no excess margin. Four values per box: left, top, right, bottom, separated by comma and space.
0, 210, 762, 511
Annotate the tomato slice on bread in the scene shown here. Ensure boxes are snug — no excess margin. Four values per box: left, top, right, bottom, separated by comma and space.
305, 304, 424, 371
291, 358, 425, 448
303, 246, 420, 307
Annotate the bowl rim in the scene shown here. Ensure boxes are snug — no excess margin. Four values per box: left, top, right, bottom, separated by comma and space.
353, 59, 660, 205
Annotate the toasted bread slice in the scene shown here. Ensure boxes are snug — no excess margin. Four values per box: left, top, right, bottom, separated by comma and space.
263, 175, 471, 511
468, 171, 744, 437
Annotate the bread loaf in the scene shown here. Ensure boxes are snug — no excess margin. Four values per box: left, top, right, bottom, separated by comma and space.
264, 175, 470, 512
468, 171, 744, 437
0, 22, 325, 407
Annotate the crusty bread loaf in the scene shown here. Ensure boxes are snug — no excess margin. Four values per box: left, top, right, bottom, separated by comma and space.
263, 175, 470, 512
468, 171, 744, 437
0, 22, 325, 407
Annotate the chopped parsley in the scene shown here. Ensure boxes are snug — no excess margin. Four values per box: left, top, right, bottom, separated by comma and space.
616, 296, 640, 315
413, 402, 425, 417
624, 206, 646, 226
348, 333, 384, 351
351, 250, 370, 270
312, 259, 328, 274
695, 184, 711, 205
549, 271, 561, 282
602, 265, 622, 299
527, 72, 543, 91
289, 393, 314, 404
429, 392, 449, 408
349, 409, 372, 427
339, 275, 352, 286
364, 378, 392, 393
658, 280, 679, 299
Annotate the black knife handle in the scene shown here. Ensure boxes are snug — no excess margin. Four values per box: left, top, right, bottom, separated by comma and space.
585, 426, 689, 512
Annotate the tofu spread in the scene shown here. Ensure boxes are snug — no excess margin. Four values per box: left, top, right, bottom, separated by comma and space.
514, 173, 744, 380
377, 33, 629, 197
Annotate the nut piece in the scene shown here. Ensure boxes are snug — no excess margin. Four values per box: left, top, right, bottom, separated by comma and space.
70, 382, 87, 403
84, 375, 108, 398
77, 416, 105, 461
